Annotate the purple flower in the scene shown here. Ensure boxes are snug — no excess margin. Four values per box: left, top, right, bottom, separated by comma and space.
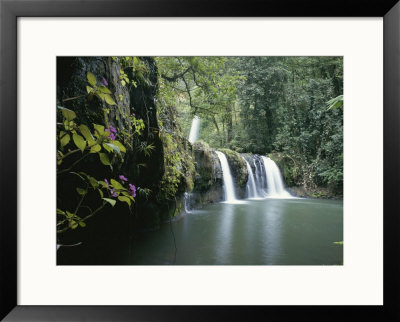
119, 175, 128, 182
129, 184, 136, 198
110, 189, 118, 198
102, 77, 108, 86
105, 129, 116, 140
104, 179, 109, 187
132, 113, 136, 117
109, 125, 117, 134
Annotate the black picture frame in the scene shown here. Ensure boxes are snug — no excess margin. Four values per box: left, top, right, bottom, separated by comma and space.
1, 0, 399, 321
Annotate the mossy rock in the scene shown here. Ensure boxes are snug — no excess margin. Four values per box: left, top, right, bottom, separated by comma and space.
193, 141, 217, 192
157, 104, 196, 201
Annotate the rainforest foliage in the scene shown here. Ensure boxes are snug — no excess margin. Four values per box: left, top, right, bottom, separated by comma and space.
157, 56, 343, 194
57, 56, 342, 237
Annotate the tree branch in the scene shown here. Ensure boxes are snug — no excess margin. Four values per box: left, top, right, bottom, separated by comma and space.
161, 67, 191, 82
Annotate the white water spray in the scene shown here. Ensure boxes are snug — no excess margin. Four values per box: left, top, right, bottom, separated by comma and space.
184, 192, 193, 213
188, 116, 200, 143
244, 159, 259, 199
262, 156, 292, 198
216, 151, 239, 203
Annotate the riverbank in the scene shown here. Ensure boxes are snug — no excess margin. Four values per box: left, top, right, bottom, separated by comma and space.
287, 186, 343, 200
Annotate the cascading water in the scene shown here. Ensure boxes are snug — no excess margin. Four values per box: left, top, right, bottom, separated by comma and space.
253, 157, 267, 197
216, 151, 238, 203
244, 159, 259, 199
184, 116, 200, 213
262, 156, 291, 198
188, 116, 200, 143
184, 192, 193, 213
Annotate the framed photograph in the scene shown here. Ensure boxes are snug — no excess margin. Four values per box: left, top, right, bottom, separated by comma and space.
1, 0, 399, 320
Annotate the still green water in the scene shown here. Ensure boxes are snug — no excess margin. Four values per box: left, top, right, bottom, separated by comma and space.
129, 198, 343, 265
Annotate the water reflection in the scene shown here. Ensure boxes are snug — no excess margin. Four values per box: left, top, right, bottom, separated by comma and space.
214, 203, 236, 264
261, 200, 286, 264
129, 199, 343, 265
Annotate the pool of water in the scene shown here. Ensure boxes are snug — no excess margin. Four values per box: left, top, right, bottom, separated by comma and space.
129, 198, 343, 265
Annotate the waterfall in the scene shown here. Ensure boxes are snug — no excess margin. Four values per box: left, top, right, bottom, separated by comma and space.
253, 157, 266, 197
188, 115, 200, 143
184, 192, 193, 213
262, 156, 291, 198
216, 151, 238, 203
244, 159, 259, 199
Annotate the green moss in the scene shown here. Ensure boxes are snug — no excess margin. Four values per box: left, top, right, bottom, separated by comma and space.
194, 140, 211, 151
174, 198, 184, 217
185, 158, 196, 191
219, 148, 247, 188
157, 105, 196, 202
192, 141, 217, 193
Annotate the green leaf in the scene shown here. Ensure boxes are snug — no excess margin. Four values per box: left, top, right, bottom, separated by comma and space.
90, 144, 101, 153
63, 119, 70, 131
86, 86, 94, 94
104, 94, 116, 105
66, 211, 74, 218
102, 143, 113, 153
88, 176, 99, 188
57, 209, 65, 215
118, 196, 131, 206
104, 143, 121, 155
327, 95, 343, 110
70, 220, 79, 229
87, 72, 97, 87
93, 124, 105, 136
76, 187, 86, 195
72, 133, 86, 152
121, 191, 134, 200
102, 198, 116, 207
96, 91, 106, 101
98, 181, 108, 188
97, 188, 104, 198
112, 140, 126, 153
60, 133, 70, 148
79, 221, 86, 227
79, 124, 95, 142
110, 179, 124, 190
98, 86, 112, 94
58, 106, 76, 121
99, 153, 111, 165
333, 241, 344, 245
121, 80, 126, 86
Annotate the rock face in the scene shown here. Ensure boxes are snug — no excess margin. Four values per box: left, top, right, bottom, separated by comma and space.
57, 57, 197, 264
156, 102, 196, 222
192, 141, 223, 205
218, 148, 248, 199
191, 143, 249, 205
57, 57, 167, 225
